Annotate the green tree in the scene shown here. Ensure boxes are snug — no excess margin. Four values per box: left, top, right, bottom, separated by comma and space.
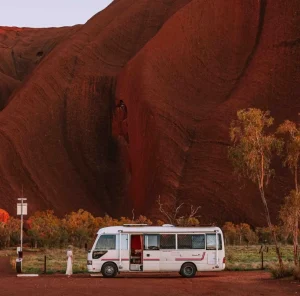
0, 222, 8, 249
135, 215, 153, 225
63, 209, 96, 248
236, 223, 258, 245
229, 108, 284, 270
279, 190, 300, 265
6, 217, 21, 247
27, 210, 61, 248
277, 120, 300, 266
222, 222, 238, 245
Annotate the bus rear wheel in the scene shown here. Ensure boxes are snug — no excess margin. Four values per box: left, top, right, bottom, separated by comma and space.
180, 263, 197, 278
101, 262, 118, 278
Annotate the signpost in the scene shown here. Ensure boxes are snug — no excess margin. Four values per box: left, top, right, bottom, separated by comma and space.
16, 197, 27, 273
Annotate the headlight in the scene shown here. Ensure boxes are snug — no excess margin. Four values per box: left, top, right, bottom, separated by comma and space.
87, 260, 92, 265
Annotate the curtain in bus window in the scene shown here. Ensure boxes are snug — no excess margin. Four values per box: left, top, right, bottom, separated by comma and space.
95, 235, 116, 250
116, 234, 129, 250
206, 234, 222, 250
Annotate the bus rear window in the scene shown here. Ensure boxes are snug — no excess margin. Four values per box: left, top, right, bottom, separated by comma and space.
206, 234, 222, 250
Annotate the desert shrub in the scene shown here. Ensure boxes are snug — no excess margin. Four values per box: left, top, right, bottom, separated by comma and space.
222, 222, 258, 245
294, 267, 300, 280
27, 210, 62, 248
269, 264, 294, 279
63, 209, 96, 248
0, 222, 8, 248
0, 218, 21, 248
177, 217, 200, 226
6, 217, 21, 246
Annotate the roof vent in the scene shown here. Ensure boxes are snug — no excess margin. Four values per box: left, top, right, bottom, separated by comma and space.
123, 224, 148, 227
162, 224, 174, 227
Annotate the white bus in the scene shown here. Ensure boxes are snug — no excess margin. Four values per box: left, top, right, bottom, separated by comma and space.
87, 224, 225, 278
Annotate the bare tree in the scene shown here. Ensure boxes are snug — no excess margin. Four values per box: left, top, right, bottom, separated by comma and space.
157, 195, 200, 226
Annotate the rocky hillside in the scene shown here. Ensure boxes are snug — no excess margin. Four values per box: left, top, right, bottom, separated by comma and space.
0, 0, 299, 225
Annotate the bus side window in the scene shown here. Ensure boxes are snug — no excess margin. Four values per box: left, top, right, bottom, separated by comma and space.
116, 234, 129, 250
178, 234, 205, 249
160, 234, 176, 249
144, 234, 160, 250
206, 234, 222, 250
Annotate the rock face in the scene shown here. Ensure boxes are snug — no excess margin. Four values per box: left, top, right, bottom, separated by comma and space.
0, 0, 299, 225
0, 26, 80, 107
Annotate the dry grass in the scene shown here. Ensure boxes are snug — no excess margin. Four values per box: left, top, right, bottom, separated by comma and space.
225, 245, 294, 271
0, 245, 297, 274
1, 247, 88, 274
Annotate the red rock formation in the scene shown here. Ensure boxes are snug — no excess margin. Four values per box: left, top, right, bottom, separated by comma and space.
0, 0, 299, 225
0, 26, 80, 107
116, 0, 300, 225
0, 209, 9, 223
0, 0, 192, 217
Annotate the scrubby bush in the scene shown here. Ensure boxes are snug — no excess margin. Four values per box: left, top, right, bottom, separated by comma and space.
293, 267, 300, 280
63, 209, 96, 248
270, 264, 294, 279
222, 222, 258, 245
0, 217, 20, 248
27, 210, 62, 248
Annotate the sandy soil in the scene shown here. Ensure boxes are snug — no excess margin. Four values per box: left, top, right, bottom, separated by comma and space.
0, 267, 299, 296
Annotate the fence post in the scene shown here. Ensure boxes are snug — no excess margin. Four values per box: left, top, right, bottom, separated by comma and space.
261, 251, 264, 270
44, 255, 47, 274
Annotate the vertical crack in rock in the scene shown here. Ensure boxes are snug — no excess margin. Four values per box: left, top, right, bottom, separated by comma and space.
225, 0, 267, 101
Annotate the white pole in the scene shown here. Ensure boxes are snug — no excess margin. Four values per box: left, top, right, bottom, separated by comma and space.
20, 198, 23, 252
215, 230, 219, 268
119, 231, 122, 269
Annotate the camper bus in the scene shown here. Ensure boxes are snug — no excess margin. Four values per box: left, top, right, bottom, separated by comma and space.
87, 224, 225, 278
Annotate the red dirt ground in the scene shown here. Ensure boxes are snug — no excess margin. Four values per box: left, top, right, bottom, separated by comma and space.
0, 270, 299, 296
0, 0, 299, 224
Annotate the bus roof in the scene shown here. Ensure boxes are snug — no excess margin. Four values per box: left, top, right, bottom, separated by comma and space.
97, 225, 222, 235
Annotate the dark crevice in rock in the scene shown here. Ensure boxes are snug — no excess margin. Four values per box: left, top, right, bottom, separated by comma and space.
224, 0, 267, 101
275, 38, 300, 48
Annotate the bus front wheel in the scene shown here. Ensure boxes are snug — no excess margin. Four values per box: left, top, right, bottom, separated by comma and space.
180, 263, 197, 278
101, 262, 118, 278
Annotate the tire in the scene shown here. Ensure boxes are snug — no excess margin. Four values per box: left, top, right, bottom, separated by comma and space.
180, 263, 197, 278
101, 262, 118, 278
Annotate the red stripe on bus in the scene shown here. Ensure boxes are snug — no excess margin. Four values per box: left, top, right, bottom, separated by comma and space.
143, 259, 160, 261
101, 259, 129, 261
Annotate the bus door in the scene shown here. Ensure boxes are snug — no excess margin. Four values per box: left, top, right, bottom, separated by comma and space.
143, 234, 160, 271
206, 233, 223, 268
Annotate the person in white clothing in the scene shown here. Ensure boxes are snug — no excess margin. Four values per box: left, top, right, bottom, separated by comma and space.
66, 245, 73, 277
